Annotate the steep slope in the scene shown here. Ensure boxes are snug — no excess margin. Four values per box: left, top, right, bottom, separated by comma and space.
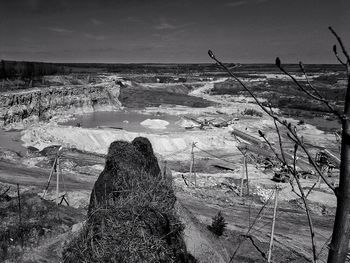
0, 81, 121, 127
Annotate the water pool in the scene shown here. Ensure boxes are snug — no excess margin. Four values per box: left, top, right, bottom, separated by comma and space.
61, 110, 185, 133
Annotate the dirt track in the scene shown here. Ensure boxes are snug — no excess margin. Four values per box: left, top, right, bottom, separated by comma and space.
0, 160, 94, 191
177, 192, 334, 262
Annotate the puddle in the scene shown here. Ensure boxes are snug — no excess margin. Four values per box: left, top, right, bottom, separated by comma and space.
0, 129, 27, 155
60, 110, 185, 133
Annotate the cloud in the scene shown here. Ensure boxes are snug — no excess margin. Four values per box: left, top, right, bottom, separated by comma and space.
91, 18, 103, 26
226, 0, 268, 7
122, 16, 143, 23
154, 18, 193, 31
46, 27, 73, 33
226, 0, 248, 7
154, 21, 177, 30
84, 33, 106, 40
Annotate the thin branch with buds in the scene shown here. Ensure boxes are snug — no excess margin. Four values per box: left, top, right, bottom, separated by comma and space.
208, 50, 336, 193
276, 60, 342, 120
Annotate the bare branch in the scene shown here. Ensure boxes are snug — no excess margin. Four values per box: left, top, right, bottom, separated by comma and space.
293, 144, 298, 174
289, 129, 336, 192
332, 45, 347, 66
273, 118, 287, 164
305, 182, 318, 199
208, 50, 282, 121
0, 187, 10, 198
260, 129, 317, 261
329, 27, 350, 62
276, 58, 342, 120
299, 62, 323, 98
208, 50, 336, 194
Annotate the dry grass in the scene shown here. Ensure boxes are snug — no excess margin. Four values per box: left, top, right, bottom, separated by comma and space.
63, 138, 195, 262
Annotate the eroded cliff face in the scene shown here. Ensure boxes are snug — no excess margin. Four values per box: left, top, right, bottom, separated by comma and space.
0, 82, 122, 127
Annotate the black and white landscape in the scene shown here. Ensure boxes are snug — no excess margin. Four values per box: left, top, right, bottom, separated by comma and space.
0, 1, 349, 262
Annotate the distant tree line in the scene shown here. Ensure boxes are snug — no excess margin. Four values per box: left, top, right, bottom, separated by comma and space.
1, 59, 344, 80
0, 60, 65, 79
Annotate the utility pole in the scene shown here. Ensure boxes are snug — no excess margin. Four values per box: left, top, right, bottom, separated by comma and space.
268, 186, 279, 263
240, 148, 248, 197
17, 183, 23, 248
42, 146, 69, 206
240, 155, 245, 197
43, 157, 57, 199
189, 142, 197, 187
245, 154, 249, 196
56, 156, 60, 205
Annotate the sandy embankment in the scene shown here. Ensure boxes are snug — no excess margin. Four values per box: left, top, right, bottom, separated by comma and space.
21, 123, 239, 160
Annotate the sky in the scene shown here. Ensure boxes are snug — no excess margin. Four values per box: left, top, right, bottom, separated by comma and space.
0, 0, 349, 63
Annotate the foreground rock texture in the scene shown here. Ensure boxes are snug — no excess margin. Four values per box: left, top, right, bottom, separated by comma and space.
64, 137, 195, 263
0, 81, 121, 127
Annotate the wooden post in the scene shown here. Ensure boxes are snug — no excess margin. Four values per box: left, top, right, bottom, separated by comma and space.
56, 157, 60, 205
240, 155, 245, 197
189, 142, 196, 187
43, 157, 57, 198
245, 155, 249, 195
268, 186, 279, 263
17, 184, 23, 248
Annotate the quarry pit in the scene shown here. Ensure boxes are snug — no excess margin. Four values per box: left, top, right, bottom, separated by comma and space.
0, 68, 343, 262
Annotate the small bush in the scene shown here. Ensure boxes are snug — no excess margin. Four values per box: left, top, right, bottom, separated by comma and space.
242, 108, 263, 117
208, 211, 227, 236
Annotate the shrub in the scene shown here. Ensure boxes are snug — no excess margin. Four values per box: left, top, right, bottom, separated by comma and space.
208, 211, 227, 236
242, 108, 263, 117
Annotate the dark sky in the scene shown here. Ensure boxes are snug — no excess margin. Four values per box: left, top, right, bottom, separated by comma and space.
0, 0, 349, 63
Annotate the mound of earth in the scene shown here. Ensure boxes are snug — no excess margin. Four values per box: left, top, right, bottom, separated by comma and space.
63, 137, 195, 262
140, 119, 170, 130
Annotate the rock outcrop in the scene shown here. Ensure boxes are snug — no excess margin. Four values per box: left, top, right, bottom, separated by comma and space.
0, 81, 121, 127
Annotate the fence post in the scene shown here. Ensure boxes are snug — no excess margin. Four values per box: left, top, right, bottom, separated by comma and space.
268, 186, 279, 262
189, 142, 196, 188
245, 155, 249, 195
17, 184, 23, 248
240, 155, 245, 197
56, 157, 60, 205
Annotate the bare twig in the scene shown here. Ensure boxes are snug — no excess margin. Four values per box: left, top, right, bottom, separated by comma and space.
305, 182, 318, 199
208, 50, 336, 194
17, 184, 23, 248
299, 62, 326, 99
276, 59, 342, 120
209, 51, 320, 262
329, 27, 350, 63
0, 186, 10, 198
332, 45, 347, 66
229, 191, 274, 262
290, 146, 318, 263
